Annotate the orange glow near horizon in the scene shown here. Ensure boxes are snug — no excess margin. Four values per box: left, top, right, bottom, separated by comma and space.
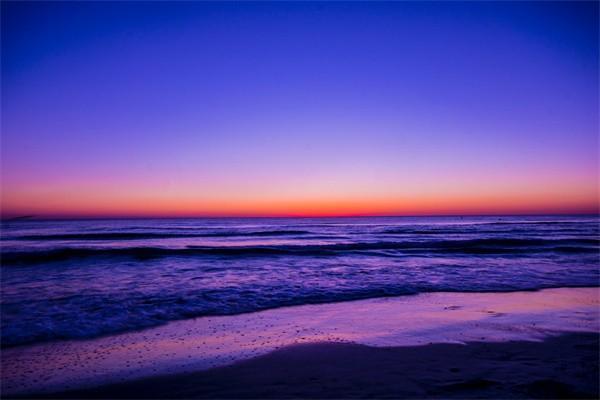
2, 183, 598, 218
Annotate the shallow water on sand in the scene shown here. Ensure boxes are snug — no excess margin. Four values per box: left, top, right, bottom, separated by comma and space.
1, 215, 599, 347
2, 288, 598, 396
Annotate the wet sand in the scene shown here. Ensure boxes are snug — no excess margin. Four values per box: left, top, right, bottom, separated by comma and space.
34, 332, 600, 399
2, 287, 599, 398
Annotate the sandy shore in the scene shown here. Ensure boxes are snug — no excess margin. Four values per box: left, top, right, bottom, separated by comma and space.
34, 332, 599, 399
3, 287, 599, 398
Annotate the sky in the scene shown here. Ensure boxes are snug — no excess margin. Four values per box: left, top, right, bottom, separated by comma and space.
1, 1, 598, 218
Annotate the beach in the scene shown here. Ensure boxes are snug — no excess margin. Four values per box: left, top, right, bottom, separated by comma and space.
3, 0, 599, 398
3, 287, 599, 399
2, 216, 598, 398
37, 333, 599, 399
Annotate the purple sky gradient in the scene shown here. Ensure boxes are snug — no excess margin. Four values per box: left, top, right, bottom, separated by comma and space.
1, 1, 598, 217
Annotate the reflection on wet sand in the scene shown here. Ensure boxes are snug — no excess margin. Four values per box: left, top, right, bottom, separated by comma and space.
2, 287, 598, 396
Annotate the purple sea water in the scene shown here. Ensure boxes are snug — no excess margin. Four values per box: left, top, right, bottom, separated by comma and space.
1, 215, 598, 347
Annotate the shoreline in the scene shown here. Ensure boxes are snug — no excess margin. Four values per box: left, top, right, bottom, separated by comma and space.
2, 287, 599, 397
4, 284, 597, 351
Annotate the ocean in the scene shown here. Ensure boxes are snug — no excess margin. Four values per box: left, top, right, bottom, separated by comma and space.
1, 215, 598, 348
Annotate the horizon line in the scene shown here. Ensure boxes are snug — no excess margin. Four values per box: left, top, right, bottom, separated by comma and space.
2, 211, 599, 222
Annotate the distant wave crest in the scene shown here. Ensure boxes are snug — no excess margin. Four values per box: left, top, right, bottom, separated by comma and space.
10, 230, 312, 241
3, 238, 598, 265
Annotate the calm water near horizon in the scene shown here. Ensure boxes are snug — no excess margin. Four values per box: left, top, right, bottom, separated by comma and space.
1, 215, 598, 348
